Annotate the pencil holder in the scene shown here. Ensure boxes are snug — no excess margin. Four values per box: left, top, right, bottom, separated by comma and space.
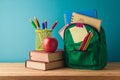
35, 29, 52, 50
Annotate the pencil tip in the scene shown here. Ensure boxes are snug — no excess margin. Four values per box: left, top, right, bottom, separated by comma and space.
34, 16, 37, 19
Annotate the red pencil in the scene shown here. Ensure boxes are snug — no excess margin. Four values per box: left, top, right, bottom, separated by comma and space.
51, 20, 58, 30
79, 32, 90, 50
79, 31, 92, 51
82, 32, 93, 51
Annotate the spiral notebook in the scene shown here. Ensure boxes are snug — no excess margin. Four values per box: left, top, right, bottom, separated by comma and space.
71, 12, 101, 32
64, 9, 97, 25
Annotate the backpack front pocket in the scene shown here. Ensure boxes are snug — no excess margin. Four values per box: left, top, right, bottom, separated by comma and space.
68, 43, 98, 67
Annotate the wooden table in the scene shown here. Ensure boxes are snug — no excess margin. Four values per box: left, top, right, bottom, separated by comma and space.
0, 62, 120, 80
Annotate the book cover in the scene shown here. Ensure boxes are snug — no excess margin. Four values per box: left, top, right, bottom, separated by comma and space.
25, 60, 64, 70
64, 9, 97, 25
30, 50, 64, 62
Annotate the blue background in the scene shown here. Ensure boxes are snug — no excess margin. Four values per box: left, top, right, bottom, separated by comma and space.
0, 0, 120, 62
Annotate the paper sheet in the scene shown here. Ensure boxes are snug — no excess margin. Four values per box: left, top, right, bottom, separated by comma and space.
69, 25, 88, 43
59, 24, 69, 39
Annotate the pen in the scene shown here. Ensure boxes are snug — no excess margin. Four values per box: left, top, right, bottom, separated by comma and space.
42, 20, 45, 29
51, 20, 58, 30
44, 20, 47, 29
34, 17, 40, 29
30, 19, 36, 29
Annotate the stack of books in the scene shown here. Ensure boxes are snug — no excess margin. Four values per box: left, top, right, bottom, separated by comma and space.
25, 50, 64, 70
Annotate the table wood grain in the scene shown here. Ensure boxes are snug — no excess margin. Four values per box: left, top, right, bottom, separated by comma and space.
0, 62, 120, 80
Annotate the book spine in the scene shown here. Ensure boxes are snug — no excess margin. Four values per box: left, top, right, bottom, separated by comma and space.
64, 14, 67, 25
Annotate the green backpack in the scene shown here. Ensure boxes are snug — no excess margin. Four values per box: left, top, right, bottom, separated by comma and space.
64, 23, 107, 70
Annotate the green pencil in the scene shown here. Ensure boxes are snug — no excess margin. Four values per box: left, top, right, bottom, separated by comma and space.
30, 19, 37, 29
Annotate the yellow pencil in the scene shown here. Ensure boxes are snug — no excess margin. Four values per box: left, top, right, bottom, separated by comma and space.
34, 17, 40, 29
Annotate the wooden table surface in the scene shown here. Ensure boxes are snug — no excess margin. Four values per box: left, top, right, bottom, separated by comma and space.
0, 62, 120, 80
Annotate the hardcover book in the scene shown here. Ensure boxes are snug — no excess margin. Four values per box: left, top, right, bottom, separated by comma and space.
30, 50, 64, 62
25, 60, 64, 70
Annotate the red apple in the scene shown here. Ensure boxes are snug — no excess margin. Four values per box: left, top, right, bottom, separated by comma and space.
42, 37, 58, 52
